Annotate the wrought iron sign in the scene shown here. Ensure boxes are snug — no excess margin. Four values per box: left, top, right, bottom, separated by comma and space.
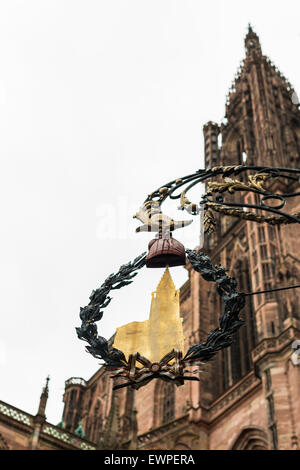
76, 165, 300, 390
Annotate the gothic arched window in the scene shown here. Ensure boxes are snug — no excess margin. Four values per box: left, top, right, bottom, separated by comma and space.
231, 427, 269, 450
162, 382, 175, 424
0, 433, 9, 450
66, 411, 73, 430
221, 255, 257, 392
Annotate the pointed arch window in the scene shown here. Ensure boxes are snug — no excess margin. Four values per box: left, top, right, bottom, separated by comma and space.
231, 427, 269, 450
66, 411, 73, 430
0, 433, 9, 450
221, 257, 257, 391
162, 382, 175, 424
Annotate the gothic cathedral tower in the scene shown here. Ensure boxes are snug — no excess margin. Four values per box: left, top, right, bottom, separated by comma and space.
60, 27, 300, 451
201, 25, 300, 450
204, 25, 300, 170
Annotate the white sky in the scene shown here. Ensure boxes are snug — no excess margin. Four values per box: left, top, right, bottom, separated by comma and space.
0, 0, 299, 425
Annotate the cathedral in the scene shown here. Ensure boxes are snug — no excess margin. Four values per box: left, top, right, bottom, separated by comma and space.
0, 26, 299, 450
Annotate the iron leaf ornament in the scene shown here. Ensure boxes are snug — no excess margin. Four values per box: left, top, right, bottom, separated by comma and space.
76, 253, 147, 369
76, 249, 246, 390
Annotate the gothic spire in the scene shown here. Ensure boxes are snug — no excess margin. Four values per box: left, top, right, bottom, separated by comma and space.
37, 375, 50, 418
97, 391, 121, 449
74, 420, 85, 438
244, 24, 262, 56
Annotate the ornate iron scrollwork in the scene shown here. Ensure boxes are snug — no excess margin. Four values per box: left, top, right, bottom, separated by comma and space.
138, 166, 300, 232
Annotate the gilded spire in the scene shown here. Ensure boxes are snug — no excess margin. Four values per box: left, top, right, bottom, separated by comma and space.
113, 267, 184, 362
155, 266, 176, 294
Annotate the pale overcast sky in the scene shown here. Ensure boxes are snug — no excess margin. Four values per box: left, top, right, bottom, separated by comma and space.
0, 0, 299, 425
